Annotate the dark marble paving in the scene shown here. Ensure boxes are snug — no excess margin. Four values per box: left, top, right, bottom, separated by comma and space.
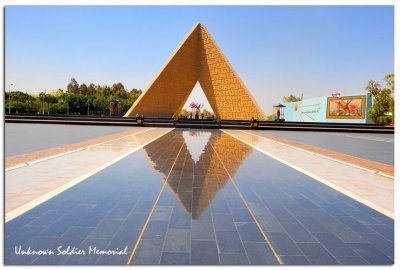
5, 129, 394, 265
5, 131, 184, 265
129, 131, 278, 264
214, 139, 394, 265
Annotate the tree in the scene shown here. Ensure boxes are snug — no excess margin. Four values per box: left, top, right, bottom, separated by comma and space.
179, 108, 190, 118
129, 88, 142, 101
366, 74, 395, 124
87, 83, 96, 95
67, 78, 79, 94
201, 109, 214, 118
365, 80, 381, 96
112, 82, 128, 99
38, 92, 47, 114
79, 83, 88, 95
4, 80, 144, 116
52, 88, 65, 97
283, 94, 302, 102
384, 74, 394, 92
102, 85, 112, 96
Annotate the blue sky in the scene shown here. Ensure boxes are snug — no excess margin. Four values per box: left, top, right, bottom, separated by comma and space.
5, 5, 394, 114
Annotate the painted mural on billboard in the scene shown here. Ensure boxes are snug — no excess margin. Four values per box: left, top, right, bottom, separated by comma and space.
326, 95, 366, 119
293, 101, 322, 121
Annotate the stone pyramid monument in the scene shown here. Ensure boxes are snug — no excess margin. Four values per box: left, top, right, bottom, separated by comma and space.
125, 23, 266, 120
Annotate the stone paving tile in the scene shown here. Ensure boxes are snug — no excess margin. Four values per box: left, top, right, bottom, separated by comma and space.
267, 232, 302, 256
25, 210, 66, 227
219, 253, 249, 265
5, 225, 47, 255
243, 242, 279, 265
336, 256, 369, 265
5, 215, 37, 237
312, 232, 358, 257
225, 193, 246, 208
231, 208, 253, 222
358, 233, 394, 257
94, 228, 138, 265
209, 193, 230, 213
284, 202, 310, 217
191, 217, 215, 241
74, 211, 106, 228
38, 205, 94, 237
368, 224, 394, 242
297, 243, 338, 264
88, 218, 124, 239
341, 207, 383, 225
169, 207, 192, 229
151, 206, 173, 221
280, 255, 311, 265
119, 212, 148, 233
160, 252, 190, 264
215, 230, 246, 254
335, 216, 376, 234
212, 213, 236, 231
281, 223, 317, 243
373, 215, 394, 227
141, 220, 169, 241
235, 222, 264, 242
131, 239, 164, 265
106, 197, 139, 219
350, 243, 393, 264
248, 202, 286, 233
51, 226, 95, 249
163, 228, 191, 253
294, 215, 329, 233
191, 240, 220, 265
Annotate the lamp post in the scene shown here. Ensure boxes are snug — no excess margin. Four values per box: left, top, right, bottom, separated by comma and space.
87, 99, 90, 116
42, 90, 46, 115
8, 83, 13, 114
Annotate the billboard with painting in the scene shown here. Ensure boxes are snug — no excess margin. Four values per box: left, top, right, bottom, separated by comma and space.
326, 95, 366, 119
282, 93, 371, 123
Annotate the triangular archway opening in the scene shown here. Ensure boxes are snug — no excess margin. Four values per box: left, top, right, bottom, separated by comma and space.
125, 23, 266, 120
181, 82, 215, 118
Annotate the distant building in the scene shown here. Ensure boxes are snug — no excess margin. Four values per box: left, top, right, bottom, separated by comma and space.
281, 92, 372, 123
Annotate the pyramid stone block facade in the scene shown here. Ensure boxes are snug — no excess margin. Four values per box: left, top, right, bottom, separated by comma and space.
125, 23, 266, 120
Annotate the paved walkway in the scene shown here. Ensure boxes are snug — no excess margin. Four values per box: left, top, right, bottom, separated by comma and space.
253, 130, 394, 175
5, 123, 135, 157
257, 130, 394, 165
5, 127, 173, 221
4, 128, 394, 265
223, 130, 394, 219
6, 128, 146, 169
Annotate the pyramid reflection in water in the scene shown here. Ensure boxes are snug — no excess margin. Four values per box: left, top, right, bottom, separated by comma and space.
142, 130, 253, 219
